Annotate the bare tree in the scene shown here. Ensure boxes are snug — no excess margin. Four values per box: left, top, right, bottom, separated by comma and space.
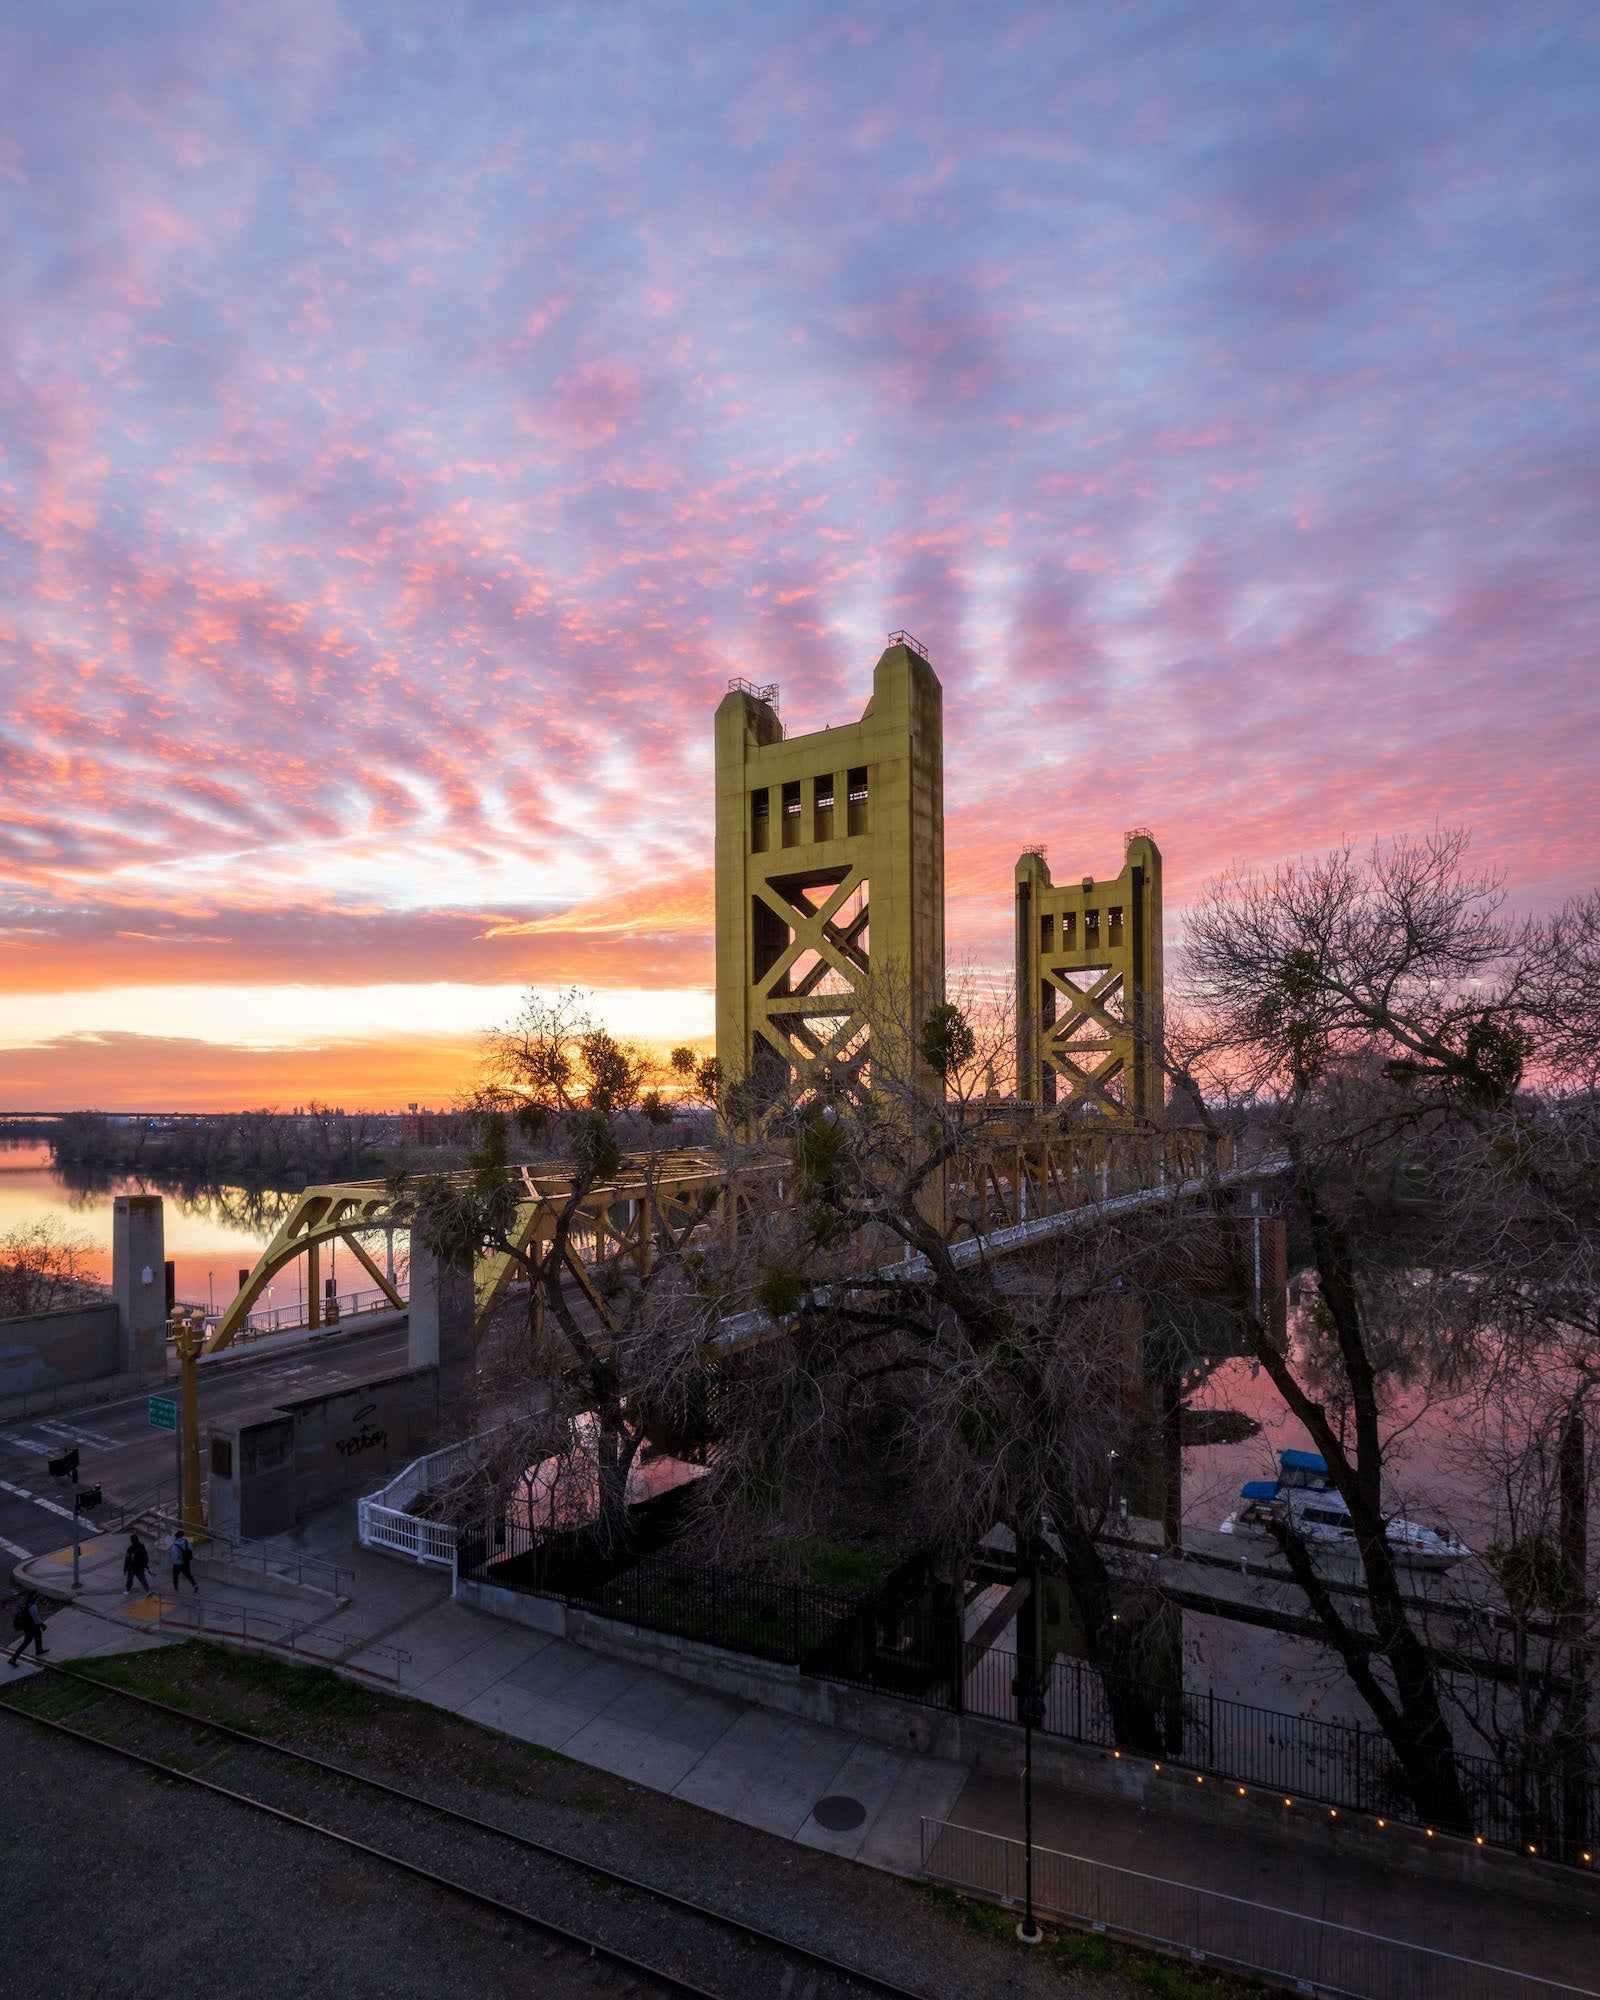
671, 973, 1186, 1747
0, 1219, 100, 1317
400, 993, 716, 1559
1171, 830, 1600, 1835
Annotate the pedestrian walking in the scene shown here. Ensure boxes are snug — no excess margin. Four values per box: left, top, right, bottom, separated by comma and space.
170, 1530, 199, 1593
8, 1592, 47, 1666
124, 1532, 151, 1595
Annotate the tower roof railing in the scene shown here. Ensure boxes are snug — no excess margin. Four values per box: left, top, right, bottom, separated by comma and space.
728, 677, 779, 705
886, 628, 931, 664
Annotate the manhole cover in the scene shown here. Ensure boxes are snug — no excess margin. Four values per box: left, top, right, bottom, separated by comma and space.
811, 1794, 866, 1831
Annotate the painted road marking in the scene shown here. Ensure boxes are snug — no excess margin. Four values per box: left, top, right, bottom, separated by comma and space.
0, 1480, 81, 1523
0, 1532, 32, 1561
36, 1417, 117, 1448
0, 1435, 54, 1455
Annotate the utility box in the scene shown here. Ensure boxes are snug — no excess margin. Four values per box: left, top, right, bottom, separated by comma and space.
208, 1414, 295, 1540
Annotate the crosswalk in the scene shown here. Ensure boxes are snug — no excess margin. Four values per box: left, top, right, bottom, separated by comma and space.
32, 1416, 118, 1449
0, 1478, 84, 1524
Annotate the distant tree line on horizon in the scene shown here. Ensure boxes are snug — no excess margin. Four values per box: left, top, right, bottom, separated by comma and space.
49, 1106, 395, 1189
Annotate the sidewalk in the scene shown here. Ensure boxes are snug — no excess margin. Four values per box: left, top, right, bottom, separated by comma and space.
7, 1528, 966, 1873
10, 1519, 1599, 1989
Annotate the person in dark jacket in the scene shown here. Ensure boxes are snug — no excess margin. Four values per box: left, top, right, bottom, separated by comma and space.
170, 1530, 199, 1593
8, 1592, 47, 1666
123, 1533, 152, 1595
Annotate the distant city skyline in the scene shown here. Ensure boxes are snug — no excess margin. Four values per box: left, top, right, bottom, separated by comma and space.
3, 5, 1595, 1109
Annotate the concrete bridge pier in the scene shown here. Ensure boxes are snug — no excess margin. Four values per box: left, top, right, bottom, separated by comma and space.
111, 1194, 165, 1371
407, 1245, 475, 1413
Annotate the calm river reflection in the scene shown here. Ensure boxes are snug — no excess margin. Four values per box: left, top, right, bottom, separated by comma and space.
0, 1139, 299, 1312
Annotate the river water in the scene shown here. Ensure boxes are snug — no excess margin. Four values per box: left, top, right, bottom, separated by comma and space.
0, 1139, 297, 1312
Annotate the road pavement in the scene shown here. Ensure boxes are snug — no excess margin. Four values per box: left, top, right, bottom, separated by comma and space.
0, 1323, 409, 1563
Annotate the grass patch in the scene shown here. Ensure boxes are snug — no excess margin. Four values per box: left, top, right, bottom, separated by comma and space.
2, 1673, 106, 1724
67, 1643, 384, 1721
15, 1643, 611, 1817
768, 1537, 900, 1592
917, 1884, 1258, 1999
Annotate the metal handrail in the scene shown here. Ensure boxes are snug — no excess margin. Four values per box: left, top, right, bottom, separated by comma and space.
726, 676, 779, 705
886, 628, 931, 664
920, 1818, 1597, 2000
133, 1508, 351, 1595
151, 1593, 407, 1683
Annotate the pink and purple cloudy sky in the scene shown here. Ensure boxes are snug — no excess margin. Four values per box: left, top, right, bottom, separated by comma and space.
1, 4, 1596, 1109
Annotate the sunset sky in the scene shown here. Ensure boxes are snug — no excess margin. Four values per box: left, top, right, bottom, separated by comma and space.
2, 4, 1596, 1111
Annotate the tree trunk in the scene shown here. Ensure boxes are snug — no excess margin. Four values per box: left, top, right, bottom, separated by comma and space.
1299, 1178, 1475, 1836
1557, 1405, 1592, 1861
1201, 1135, 1474, 1834
1049, 1498, 1167, 1754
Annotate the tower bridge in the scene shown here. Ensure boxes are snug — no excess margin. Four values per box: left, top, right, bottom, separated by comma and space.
212, 631, 1283, 1383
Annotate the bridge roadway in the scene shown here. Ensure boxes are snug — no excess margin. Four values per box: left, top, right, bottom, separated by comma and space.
0, 1321, 409, 1568
711, 1153, 1286, 1354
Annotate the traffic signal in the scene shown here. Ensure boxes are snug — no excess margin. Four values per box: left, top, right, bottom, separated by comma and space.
47, 1449, 79, 1480
75, 1485, 102, 1511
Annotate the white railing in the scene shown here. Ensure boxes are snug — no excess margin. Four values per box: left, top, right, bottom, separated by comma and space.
920, 1819, 1597, 2000
357, 1426, 508, 1568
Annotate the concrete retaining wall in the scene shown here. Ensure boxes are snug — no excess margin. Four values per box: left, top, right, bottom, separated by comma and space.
0, 1302, 121, 1398
453, 1574, 1598, 1913
210, 1366, 440, 1539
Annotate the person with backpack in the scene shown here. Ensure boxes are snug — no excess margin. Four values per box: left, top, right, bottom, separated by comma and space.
123, 1532, 152, 1595
8, 1592, 47, 1666
170, 1530, 199, 1593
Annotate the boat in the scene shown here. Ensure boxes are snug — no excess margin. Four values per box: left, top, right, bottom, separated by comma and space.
1219, 1450, 1470, 1572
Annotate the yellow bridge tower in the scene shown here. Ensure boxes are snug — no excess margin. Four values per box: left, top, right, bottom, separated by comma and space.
1014, 829, 1164, 1122
715, 634, 945, 1123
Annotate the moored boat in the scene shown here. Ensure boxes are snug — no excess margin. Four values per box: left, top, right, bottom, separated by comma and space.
1219, 1451, 1470, 1572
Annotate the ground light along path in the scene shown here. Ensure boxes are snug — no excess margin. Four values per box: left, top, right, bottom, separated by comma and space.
0, 1662, 951, 2000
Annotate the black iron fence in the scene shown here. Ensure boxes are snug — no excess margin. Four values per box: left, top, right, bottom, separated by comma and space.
458, 1523, 959, 1701
967, 1646, 1596, 1858
459, 1525, 1598, 1864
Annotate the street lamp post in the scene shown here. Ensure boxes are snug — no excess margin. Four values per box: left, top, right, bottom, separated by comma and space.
1017, 1674, 1047, 1943
171, 1311, 206, 1539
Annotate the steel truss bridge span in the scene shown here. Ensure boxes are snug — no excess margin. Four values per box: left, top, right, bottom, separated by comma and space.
207, 1124, 1271, 1366
204, 1148, 774, 1357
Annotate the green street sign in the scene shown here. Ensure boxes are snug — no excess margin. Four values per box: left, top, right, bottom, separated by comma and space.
148, 1396, 177, 1432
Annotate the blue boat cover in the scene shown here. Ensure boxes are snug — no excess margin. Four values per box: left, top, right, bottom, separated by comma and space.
1240, 1480, 1279, 1501
1280, 1449, 1329, 1474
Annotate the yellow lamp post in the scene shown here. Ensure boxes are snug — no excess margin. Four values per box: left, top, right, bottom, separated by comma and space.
170, 1310, 206, 1539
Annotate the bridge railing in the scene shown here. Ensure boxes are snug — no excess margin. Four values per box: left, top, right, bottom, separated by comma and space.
195, 1284, 403, 1347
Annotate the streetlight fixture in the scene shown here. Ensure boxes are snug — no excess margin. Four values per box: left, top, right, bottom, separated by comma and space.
1017, 1672, 1048, 1943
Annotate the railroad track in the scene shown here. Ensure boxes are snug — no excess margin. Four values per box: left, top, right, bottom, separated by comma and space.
0, 1663, 936, 2000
